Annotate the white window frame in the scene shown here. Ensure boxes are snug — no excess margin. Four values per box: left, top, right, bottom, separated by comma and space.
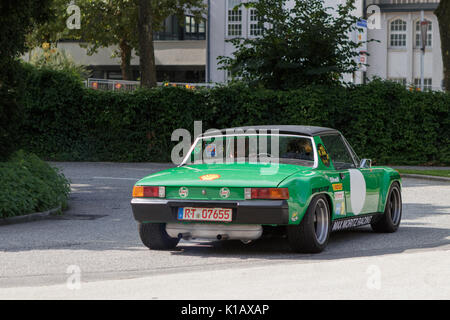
414, 78, 433, 91
389, 18, 407, 48
389, 78, 407, 86
227, 0, 243, 37
248, 8, 263, 37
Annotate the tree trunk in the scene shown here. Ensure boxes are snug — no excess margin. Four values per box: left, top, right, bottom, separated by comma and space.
435, 1, 450, 91
119, 39, 133, 80
138, 0, 157, 88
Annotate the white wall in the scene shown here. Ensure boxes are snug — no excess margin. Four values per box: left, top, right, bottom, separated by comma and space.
209, 1, 444, 90
208, 0, 364, 84
366, 11, 443, 90
24, 40, 206, 67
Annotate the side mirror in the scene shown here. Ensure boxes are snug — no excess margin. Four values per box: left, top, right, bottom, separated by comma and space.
360, 159, 372, 168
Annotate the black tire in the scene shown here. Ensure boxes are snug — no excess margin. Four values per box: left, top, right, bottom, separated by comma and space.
138, 222, 179, 250
287, 195, 331, 253
371, 182, 402, 233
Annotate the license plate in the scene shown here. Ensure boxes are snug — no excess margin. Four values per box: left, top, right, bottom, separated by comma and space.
177, 207, 232, 222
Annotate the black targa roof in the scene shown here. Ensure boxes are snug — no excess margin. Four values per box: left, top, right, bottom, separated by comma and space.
202, 125, 339, 137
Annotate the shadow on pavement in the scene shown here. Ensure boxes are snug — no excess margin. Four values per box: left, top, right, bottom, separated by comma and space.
170, 224, 450, 261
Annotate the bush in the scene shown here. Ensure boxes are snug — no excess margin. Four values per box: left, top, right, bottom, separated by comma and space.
15, 64, 450, 165
0, 150, 70, 218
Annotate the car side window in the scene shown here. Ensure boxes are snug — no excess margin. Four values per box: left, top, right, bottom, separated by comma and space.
320, 134, 356, 170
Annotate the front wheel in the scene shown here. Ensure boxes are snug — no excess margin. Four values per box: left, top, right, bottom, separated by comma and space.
371, 182, 402, 233
287, 195, 331, 253
138, 222, 179, 250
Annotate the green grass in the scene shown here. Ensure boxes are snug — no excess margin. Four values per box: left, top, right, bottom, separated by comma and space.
396, 169, 450, 178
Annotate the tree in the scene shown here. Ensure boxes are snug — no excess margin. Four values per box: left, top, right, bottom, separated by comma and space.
28, 0, 139, 80
29, 0, 206, 83
435, 1, 450, 91
75, 0, 139, 80
137, 0, 206, 88
0, 0, 52, 160
218, 0, 363, 90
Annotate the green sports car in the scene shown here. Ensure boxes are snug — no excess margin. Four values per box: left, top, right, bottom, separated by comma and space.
131, 125, 402, 253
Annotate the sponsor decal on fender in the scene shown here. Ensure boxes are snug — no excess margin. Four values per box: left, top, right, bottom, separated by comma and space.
335, 201, 346, 215
332, 183, 343, 191
199, 174, 221, 181
332, 215, 374, 231
329, 176, 340, 183
334, 191, 344, 201
291, 212, 299, 222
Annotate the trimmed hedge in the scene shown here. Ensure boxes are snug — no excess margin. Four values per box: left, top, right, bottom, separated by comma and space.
0, 150, 70, 218
16, 65, 450, 165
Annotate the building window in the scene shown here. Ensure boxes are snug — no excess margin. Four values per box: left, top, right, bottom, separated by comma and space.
249, 9, 262, 36
154, 15, 179, 40
415, 20, 432, 48
414, 78, 433, 91
390, 19, 407, 47
185, 16, 194, 33
184, 15, 206, 40
228, 0, 242, 37
389, 78, 407, 86
198, 19, 206, 34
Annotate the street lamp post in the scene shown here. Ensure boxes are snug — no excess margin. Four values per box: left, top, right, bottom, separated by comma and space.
420, 10, 428, 91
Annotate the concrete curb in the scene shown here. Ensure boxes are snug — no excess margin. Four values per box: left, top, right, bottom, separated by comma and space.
400, 173, 450, 182
0, 205, 62, 226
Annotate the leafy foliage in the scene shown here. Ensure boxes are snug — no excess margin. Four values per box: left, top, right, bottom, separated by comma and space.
219, 0, 364, 90
0, 150, 70, 218
28, 0, 206, 81
0, 0, 52, 160
435, 1, 450, 91
14, 65, 450, 165
29, 44, 91, 78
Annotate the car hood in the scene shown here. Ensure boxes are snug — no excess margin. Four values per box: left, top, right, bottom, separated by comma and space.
136, 162, 313, 187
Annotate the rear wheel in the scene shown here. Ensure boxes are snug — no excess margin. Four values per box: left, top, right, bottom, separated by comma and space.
287, 195, 331, 253
371, 182, 402, 233
138, 222, 179, 250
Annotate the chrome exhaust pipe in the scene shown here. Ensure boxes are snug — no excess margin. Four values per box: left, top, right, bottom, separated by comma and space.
216, 234, 229, 240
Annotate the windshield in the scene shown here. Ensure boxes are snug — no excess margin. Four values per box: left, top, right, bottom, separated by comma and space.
183, 134, 316, 167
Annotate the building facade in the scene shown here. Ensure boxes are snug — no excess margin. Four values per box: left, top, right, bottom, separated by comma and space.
25, 14, 207, 83
207, 0, 444, 90
365, 0, 442, 90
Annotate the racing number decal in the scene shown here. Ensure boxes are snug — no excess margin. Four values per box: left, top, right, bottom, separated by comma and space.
317, 144, 330, 167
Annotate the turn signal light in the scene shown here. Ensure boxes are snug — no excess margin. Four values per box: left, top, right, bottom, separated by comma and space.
133, 186, 165, 198
248, 188, 289, 200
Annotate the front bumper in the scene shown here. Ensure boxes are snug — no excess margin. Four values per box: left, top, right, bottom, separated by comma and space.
131, 198, 290, 225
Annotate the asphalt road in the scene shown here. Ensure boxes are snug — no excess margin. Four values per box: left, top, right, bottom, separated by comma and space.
0, 162, 449, 299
